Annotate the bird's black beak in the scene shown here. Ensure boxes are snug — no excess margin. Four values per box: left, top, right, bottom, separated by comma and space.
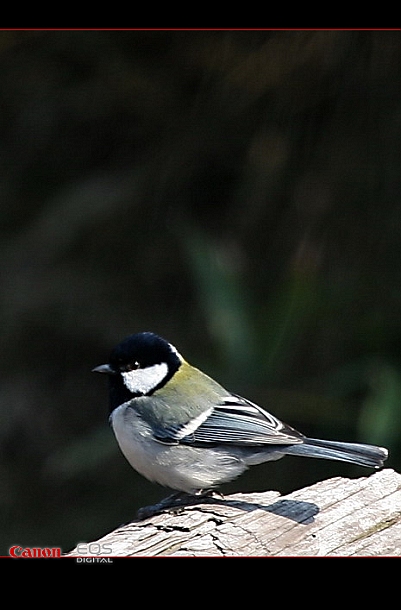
92, 364, 115, 374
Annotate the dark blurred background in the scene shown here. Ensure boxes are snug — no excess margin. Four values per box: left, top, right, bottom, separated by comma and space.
1, 30, 400, 555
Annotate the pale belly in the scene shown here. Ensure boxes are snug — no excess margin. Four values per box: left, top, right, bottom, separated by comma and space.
110, 404, 246, 493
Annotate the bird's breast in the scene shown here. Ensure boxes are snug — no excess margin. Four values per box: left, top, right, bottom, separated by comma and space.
110, 403, 162, 483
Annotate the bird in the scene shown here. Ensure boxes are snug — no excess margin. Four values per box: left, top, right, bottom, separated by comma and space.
93, 331, 388, 495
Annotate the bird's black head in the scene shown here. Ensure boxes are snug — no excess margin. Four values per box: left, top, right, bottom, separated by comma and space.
93, 332, 182, 411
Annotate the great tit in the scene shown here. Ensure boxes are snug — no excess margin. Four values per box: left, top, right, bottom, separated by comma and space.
93, 332, 388, 494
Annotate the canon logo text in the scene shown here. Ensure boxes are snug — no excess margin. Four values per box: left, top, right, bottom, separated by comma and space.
9, 545, 61, 558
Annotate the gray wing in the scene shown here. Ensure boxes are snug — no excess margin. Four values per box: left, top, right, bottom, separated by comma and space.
154, 395, 304, 447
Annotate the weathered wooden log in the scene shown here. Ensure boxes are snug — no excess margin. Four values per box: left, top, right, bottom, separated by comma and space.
67, 468, 401, 556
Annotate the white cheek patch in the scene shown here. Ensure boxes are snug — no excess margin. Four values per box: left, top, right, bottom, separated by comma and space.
122, 362, 169, 395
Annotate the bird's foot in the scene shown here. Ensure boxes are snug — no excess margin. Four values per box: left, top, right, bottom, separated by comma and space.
136, 489, 224, 520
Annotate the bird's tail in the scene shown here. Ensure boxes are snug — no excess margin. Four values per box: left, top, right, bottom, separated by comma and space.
284, 437, 388, 469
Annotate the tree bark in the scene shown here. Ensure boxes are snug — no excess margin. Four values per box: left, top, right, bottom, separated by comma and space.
67, 468, 401, 557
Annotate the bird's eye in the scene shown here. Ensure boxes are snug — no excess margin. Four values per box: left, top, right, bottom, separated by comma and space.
126, 361, 140, 372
